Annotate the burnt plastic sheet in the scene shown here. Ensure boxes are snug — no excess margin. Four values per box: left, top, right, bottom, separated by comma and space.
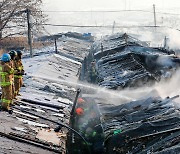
154, 144, 180, 154
98, 96, 180, 153
123, 107, 176, 123
104, 125, 180, 153
139, 131, 180, 154
100, 97, 161, 117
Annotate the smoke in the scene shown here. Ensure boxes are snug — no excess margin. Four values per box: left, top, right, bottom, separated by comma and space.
167, 29, 180, 50
31, 67, 180, 106
107, 69, 180, 105
82, 69, 180, 106
156, 55, 175, 67
155, 69, 180, 98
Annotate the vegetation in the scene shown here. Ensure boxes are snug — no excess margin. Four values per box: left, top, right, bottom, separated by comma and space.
0, 0, 46, 39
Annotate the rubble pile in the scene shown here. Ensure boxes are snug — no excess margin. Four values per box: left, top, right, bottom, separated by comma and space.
75, 33, 180, 153
92, 33, 179, 89
99, 95, 180, 153
0, 32, 179, 153
94, 34, 180, 153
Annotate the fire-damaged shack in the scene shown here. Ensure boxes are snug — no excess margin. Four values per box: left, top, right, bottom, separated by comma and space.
90, 33, 178, 89
69, 33, 180, 153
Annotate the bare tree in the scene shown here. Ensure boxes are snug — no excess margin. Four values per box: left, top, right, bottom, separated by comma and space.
0, 0, 47, 39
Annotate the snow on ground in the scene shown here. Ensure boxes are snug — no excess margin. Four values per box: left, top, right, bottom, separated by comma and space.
0, 37, 92, 153
22, 46, 83, 106
21, 37, 91, 105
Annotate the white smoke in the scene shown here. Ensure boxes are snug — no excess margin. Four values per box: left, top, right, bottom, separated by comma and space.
155, 69, 180, 98
156, 55, 175, 67
32, 65, 180, 107
84, 69, 180, 105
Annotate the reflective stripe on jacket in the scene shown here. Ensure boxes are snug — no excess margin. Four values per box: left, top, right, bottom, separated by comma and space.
1, 98, 11, 104
14, 75, 23, 79
14, 59, 24, 78
0, 63, 14, 87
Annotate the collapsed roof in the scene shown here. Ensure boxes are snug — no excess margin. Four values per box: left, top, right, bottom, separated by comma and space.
100, 95, 180, 153
74, 33, 180, 153
0, 32, 179, 154
91, 33, 179, 89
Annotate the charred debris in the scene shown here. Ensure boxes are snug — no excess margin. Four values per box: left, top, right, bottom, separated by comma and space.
0, 34, 92, 154
0, 32, 179, 154
69, 33, 180, 154
81, 33, 179, 89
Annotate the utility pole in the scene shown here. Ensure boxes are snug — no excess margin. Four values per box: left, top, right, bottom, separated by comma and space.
164, 36, 168, 49
54, 38, 58, 54
153, 4, 157, 28
101, 42, 103, 52
124, 0, 127, 10
0, 15, 2, 39
112, 21, 115, 34
26, 9, 33, 58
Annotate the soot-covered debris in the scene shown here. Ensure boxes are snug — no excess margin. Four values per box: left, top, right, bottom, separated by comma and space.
84, 33, 180, 89
75, 33, 180, 154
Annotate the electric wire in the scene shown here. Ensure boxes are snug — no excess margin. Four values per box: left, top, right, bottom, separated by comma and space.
42, 23, 159, 28
34, 9, 180, 16
40, 24, 180, 33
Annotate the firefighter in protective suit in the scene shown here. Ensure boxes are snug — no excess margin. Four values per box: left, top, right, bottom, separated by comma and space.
89, 61, 97, 83
14, 50, 24, 98
0, 53, 14, 111
8, 50, 17, 101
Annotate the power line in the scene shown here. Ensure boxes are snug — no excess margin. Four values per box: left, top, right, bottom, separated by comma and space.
38, 9, 180, 16
42, 23, 160, 28
156, 11, 180, 16
41, 23, 180, 33
40, 9, 152, 13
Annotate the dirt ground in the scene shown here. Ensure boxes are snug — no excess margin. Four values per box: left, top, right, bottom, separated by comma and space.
0, 111, 57, 154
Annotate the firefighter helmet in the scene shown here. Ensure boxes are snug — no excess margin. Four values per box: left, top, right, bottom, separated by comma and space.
16, 50, 22, 56
1, 53, 11, 62
76, 107, 84, 116
77, 98, 85, 104
9, 50, 17, 59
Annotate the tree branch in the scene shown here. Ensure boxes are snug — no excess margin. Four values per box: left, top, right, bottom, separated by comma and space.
0, 0, 22, 31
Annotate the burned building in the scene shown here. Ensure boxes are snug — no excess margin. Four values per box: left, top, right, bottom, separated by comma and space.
73, 33, 180, 153
0, 32, 179, 154
89, 33, 179, 89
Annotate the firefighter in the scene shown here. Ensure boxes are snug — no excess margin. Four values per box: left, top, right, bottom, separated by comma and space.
8, 50, 17, 101
76, 107, 84, 116
76, 97, 89, 114
89, 61, 97, 83
75, 98, 87, 131
77, 97, 86, 105
0, 53, 14, 111
75, 98, 86, 116
14, 50, 24, 98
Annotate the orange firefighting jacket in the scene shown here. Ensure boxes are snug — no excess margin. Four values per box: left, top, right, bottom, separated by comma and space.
0, 61, 14, 87
14, 59, 24, 79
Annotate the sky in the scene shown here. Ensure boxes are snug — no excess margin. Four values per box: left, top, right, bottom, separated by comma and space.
42, 0, 180, 11
41, 0, 180, 49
